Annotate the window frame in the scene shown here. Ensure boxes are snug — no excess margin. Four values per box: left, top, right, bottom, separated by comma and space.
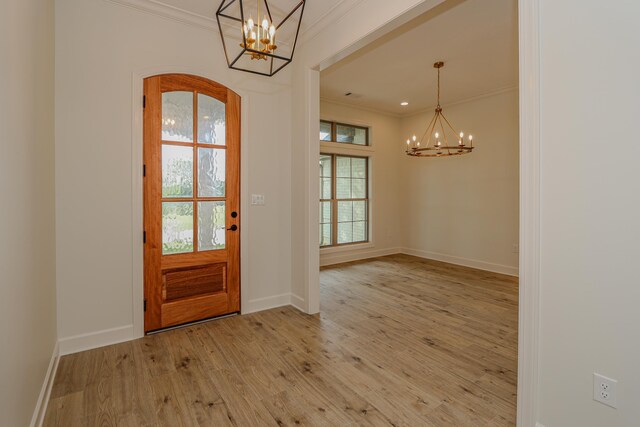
320, 120, 370, 146
319, 153, 370, 248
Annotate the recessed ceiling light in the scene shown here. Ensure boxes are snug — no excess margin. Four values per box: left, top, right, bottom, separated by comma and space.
401, 102, 409, 106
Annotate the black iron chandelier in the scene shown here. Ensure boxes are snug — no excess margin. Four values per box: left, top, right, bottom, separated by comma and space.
405, 61, 475, 157
216, 0, 306, 77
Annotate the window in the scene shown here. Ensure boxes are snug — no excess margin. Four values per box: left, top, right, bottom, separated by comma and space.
320, 121, 332, 141
319, 154, 369, 247
320, 120, 369, 146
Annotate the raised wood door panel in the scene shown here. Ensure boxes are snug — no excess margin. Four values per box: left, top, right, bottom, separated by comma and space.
144, 74, 240, 333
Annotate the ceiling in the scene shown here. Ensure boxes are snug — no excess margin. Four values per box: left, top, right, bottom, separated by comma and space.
320, 0, 518, 117
156, 0, 344, 33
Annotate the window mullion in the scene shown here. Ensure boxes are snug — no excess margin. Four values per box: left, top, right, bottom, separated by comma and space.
332, 154, 337, 246
193, 91, 199, 252
366, 157, 369, 242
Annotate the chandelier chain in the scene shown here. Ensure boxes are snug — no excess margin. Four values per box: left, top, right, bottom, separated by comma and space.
437, 65, 441, 107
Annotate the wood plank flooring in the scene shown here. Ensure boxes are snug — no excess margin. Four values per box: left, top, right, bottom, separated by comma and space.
44, 254, 518, 426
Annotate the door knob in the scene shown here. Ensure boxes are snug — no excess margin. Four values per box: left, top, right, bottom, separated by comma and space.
227, 224, 238, 231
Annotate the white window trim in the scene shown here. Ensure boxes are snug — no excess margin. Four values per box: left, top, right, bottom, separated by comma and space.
320, 141, 374, 155
320, 241, 375, 254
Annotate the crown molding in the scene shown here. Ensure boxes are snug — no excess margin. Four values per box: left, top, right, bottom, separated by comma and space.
103, 0, 218, 31
320, 85, 518, 120
298, 0, 364, 46
319, 96, 403, 119
401, 85, 518, 119
103, 0, 352, 43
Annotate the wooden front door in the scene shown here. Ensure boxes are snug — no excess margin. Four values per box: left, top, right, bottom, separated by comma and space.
143, 74, 240, 333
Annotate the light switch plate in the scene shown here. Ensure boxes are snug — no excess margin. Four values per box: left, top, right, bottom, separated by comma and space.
251, 194, 265, 205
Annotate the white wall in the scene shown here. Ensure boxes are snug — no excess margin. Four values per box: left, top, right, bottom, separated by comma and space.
55, 0, 292, 350
319, 101, 404, 266
537, 1, 640, 425
400, 89, 519, 275
0, 0, 57, 425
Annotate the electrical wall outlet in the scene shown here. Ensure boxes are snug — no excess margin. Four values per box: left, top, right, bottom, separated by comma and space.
512, 243, 519, 253
593, 373, 618, 408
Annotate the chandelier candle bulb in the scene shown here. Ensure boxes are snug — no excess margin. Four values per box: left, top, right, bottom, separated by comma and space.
269, 25, 276, 46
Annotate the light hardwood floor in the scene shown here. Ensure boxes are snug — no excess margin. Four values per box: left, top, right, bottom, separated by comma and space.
44, 254, 518, 426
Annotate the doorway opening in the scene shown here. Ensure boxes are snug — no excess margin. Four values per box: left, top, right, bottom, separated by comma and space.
315, 0, 521, 423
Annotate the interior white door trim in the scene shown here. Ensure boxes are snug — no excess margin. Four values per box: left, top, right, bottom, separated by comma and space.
516, 0, 541, 425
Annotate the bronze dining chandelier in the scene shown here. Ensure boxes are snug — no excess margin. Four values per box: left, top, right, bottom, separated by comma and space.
405, 61, 475, 157
216, 0, 306, 77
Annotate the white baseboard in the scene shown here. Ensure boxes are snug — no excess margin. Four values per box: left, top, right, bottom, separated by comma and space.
58, 325, 134, 356
290, 293, 306, 312
57, 294, 296, 355
318, 245, 518, 277
400, 248, 519, 277
320, 247, 402, 267
242, 293, 292, 314
30, 342, 59, 427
